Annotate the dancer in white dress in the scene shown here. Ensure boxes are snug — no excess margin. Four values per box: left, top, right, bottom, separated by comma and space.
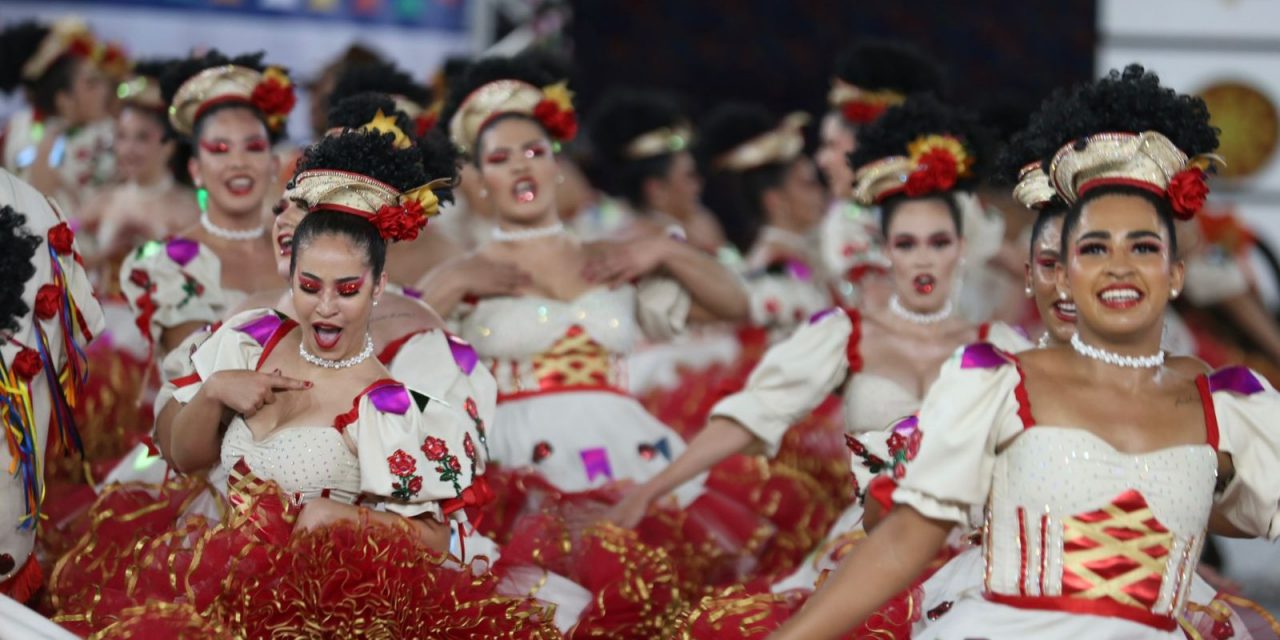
772, 65, 1280, 640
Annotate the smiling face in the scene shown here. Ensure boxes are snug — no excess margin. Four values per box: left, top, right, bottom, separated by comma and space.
884, 197, 964, 313
1026, 213, 1075, 343
475, 116, 559, 226
271, 197, 307, 277
188, 107, 278, 219
114, 107, 172, 184
1057, 194, 1183, 345
291, 233, 385, 358
815, 112, 856, 200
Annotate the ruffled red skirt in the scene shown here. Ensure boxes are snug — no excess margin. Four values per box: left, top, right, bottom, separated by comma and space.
637, 326, 854, 582
50, 477, 561, 639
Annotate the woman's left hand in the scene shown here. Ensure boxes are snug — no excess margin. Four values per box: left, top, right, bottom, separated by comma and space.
294, 498, 355, 533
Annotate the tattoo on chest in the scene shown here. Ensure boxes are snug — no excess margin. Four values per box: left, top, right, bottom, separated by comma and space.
1174, 393, 1200, 407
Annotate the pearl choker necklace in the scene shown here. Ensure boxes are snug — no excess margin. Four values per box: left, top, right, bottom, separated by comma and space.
888, 295, 953, 325
299, 333, 374, 369
201, 211, 265, 241
1070, 332, 1164, 369
491, 221, 566, 243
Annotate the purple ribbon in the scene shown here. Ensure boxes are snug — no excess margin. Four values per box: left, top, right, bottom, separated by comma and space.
165, 237, 200, 267
960, 343, 1007, 370
892, 415, 919, 436
235, 313, 283, 347
368, 383, 411, 415
808, 307, 841, 325
786, 259, 813, 282
580, 448, 613, 482
447, 334, 478, 375
1207, 366, 1264, 396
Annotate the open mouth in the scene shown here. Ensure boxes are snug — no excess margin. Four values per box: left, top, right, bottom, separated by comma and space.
1097, 285, 1143, 310
913, 274, 936, 295
1052, 300, 1077, 323
277, 233, 293, 257
312, 322, 343, 350
225, 175, 255, 197
513, 177, 538, 204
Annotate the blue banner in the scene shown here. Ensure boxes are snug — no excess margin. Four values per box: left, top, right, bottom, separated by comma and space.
42, 0, 466, 30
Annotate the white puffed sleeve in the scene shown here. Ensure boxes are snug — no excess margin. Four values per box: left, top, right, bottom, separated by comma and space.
634, 277, 691, 341
1208, 367, 1280, 540
710, 307, 853, 456
344, 381, 484, 522
119, 237, 227, 347
743, 259, 832, 332
983, 321, 1034, 354
892, 344, 1025, 526
163, 308, 287, 406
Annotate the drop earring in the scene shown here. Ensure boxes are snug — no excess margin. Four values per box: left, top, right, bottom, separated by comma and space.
1171, 289, 1180, 299
194, 178, 208, 213
1024, 286, 1033, 298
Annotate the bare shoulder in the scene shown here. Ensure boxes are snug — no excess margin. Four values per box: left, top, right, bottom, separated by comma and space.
383, 291, 446, 330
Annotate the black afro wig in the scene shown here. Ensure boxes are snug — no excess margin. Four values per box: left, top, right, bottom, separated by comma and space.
0, 205, 41, 335
833, 39, 946, 98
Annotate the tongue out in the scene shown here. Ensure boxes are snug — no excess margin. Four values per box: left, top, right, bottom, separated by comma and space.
514, 179, 537, 204
313, 325, 342, 350
913, 274, 936, 295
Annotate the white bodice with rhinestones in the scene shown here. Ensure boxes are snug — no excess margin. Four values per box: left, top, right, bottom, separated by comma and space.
221, 420, 362, 505
985, 427, 1216, 618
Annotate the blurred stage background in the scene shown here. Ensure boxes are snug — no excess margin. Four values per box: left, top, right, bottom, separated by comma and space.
4, 0, 1280, 612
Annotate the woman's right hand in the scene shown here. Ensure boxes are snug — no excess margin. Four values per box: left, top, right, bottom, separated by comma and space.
203, 369, 311, 417
456, 253, 532, 297
605, 483, 656, 529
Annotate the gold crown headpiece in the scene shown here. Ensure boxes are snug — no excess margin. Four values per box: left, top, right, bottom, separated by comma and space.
21, 18, 129, 82
170, 64, 295, 136
852, 134, 974, 206
1048, 131, 1223, 220
117, 74, 164, 111
828, 79, 906, 126
624, 123, 692, 160
448, 79, 576, 154
286, 169, 452, 243
1013, 162, 1057, 210
714, 112, 810, 172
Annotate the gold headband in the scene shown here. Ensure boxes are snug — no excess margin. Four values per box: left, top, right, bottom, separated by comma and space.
287, 169, 453, 241
714, 112, 810, 171
20, 18, 127, 82
851, 134, 973, 206
117, 75, 164, 111
624, 123, 692, 159
169, 64, 294, 136
448, 79, 545, 153
828, 79, 906, 125
1013, 162, 1056, 210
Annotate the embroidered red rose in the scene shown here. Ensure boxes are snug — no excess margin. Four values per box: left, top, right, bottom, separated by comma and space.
128, 268, 150, 289
407, 476, 423, 495
444, 456, 462, 473
841, 101, 887, 125
463, 433, 476, 460
13, 348, 42, 380
47, 223, 75, 254
532, 441, 552, 462
421, 436, 447, 461
1167, 168, 1208, 220
250, 78, 296, 121
387, 449, 416, 477
465, 397, 479, 420
368, 201, 426, 242
904, 148, 959, 197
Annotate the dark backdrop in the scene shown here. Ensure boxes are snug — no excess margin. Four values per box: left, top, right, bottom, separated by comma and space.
569, 1, 1096, 122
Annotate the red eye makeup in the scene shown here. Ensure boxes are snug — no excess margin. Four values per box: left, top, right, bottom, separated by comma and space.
199, 140, 230, 154
297, 275, 322, 293
336, 278, 364, 297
